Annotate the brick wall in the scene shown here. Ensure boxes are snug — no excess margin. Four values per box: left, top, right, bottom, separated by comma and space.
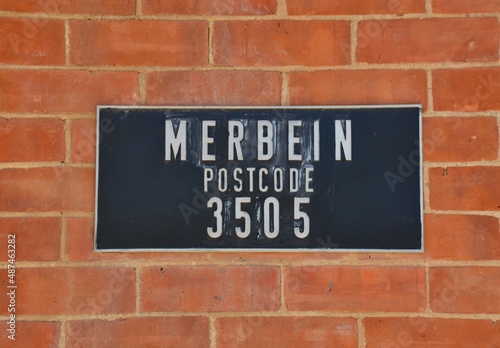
0, 0, 499, 347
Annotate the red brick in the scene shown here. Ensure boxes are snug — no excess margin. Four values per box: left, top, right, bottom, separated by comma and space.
357, 18, 498, 63
289, 70, 427, 109
422, 117, 498, 162
0, 167, 94, 212
71, 118, 95, 163
0, 218, 61, 261
143, 0, 277, 15
434, 0, 500, 13
430, 267, 500, 314
66, 317, 209, 347
0, 18, 65, 65
0, 70, 139, 113
66, 217, 231, 262
65, 217, 129, 261
141, 266, 280, 312
288, 0, 424, 15
0, 0, 136, 15
70, 20, 208, 67
145, 71, 281, 106
213, 21, 350, 66
425, 214, 500, 260
285, 266, 426, 312
66, 217, 98, 261
0, 118, 65, 162
0, 267, 135, 315
217, 317, 357, 347
429, 167, 500, 211
9, 322, 60, 348
365, 317, 500, 347
433, 68, 500, 111
67, 218, 423, 262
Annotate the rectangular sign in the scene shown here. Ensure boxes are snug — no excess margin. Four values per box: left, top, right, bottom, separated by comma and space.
95, 106, 423, 251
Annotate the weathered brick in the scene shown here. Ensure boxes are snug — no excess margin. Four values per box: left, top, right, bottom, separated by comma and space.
433, 68, 500, 111
8, 322, 60, 348
70, 20, 208, 67
0, 118, 65, 162
0, 167, 94, 212
66, 217, 98, 261
66, 217, 220, 262
285, 266, 426, 312
429, 167, 500, 211
143, 0, 277, 15
0, 267, 135, 315
66, 317, 209, 347
289, 70, 427, 109
422, 117, 498, 162
433, 0, 500, 13
145, 71, 281, 106
217, 317, 358, 347
141, 266, 280, 312
66, 217, 143, 261
0, 70, 139, 113
0, 18, 65, 65
424, 214, 500, 260
357, 18, 498, 63
430, 267, 500, 314
287, 0, 425, 15
71, 118, 95, 163
0, 218, 61, 261
213, 21, 350, 66
365, 317, 500, 347
0, 0, 136, 15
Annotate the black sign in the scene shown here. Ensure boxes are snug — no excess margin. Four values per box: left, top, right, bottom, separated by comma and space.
95, 106, 422, 251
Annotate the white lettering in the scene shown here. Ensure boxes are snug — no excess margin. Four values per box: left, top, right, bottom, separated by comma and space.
203, 168, 214, 192
258, 120, 274, 160
335, 120, 352, 161
288, 120, 302, 161
228, 120, 244, 160
202, 120, 216, 161
165, 120, 187, 161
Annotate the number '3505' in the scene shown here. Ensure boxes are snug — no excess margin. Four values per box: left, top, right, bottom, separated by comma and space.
207, 197, 310, 239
